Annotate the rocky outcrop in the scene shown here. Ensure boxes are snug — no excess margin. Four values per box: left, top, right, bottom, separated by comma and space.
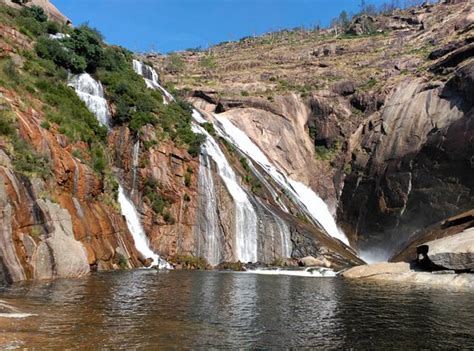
339, 61, 473, 253
391, 209, 474, 263
417, 228, 474, 271
342, 262, 474, 288
0, 89, 143, 283
1, 0, 71, 24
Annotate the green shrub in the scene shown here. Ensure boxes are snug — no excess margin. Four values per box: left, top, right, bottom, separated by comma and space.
199, 54, 216, 70
0, 110, 15, 136
163, 211, 175, 224
143, 177, 166, 214
202, 122, 216, 136
36, 37, 87, 73
45, 21, 60, 34
65, 25, 104, 73
166, 53, 185, 73
184, 172, 191, 187
17, 16, 44, 37
20, 5, 47, 23
117, 254, 128, 269
40, 120, 50, 130
2, 59, 19, 84
12, 137, 50, 177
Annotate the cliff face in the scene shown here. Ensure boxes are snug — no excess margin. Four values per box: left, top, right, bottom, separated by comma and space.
0, 89, 142, 284
340, 66, 473, 257
146, 0, 473, 257
109, 125, 200, 260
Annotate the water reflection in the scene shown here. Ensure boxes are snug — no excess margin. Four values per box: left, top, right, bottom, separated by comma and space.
0, 271, 473, 349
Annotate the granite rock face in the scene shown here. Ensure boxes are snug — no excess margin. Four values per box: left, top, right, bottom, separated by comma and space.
339, 62, 473, 252
418, 228, 474, 271
0, 87, 143, 283
342, 262, 474, 288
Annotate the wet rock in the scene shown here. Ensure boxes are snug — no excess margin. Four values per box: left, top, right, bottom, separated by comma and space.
340, 78, 472, 250
216, 261, 245, 271
299, 256, 332, 268
417, 228, 474, 271
142, 258, 153, 268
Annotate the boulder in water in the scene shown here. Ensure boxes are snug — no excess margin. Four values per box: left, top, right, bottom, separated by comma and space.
417, 228, 474, 271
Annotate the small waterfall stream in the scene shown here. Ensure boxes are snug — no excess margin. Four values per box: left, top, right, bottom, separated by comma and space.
131, 140, 140, 195
196, 153, 222, 265
67, 73, 109, 126
132, 59, 175, 104
68, 73, 168, 268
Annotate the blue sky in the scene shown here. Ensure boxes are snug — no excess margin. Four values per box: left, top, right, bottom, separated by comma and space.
53, 0, 388, 53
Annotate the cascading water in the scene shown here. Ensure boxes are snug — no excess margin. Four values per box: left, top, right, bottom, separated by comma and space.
131, 141, 140, 195
192, 123, 258, 263
68, 73, 168, 268
193, 110, 293, 261
118, 186, 169, 268
133, 61, 261, 263
212, 114, 349, 245
132, 59, 175, 104
131, 60, 341, 265
196, 152, 222, 265
67, 73, 109, 126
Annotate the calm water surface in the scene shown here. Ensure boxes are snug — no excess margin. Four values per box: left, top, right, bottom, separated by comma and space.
0, 270, 473, 349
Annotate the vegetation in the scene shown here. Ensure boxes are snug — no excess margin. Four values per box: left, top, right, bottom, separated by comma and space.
239, 157, 262, 194
165, 53, 185, 74
0, 110, 51, 177
314, 141, 342, 162
184, 167, 193, 187
143, 177, 167, 215
168, 255, 210, 270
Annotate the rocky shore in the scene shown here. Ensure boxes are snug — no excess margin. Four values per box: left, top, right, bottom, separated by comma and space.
342, 224, 474, 288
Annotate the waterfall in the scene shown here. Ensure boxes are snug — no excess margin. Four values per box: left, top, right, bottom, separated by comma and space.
196, 153, 222, 266
212, 114, 349, 245
67, 73, 109, 126
192, 123, 258, 263
131, 140, 140, 195
132, 59, 175, 104
118, 186, 170, 268
69, 73, 168, 268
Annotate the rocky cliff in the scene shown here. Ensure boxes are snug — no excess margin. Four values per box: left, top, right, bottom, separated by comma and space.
145, 0, 473, 259
0, 87, 142, 284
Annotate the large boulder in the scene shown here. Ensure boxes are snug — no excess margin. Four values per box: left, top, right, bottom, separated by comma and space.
342, 262, 474, 288
342, 262, 411, 278
417, 228, 474, 271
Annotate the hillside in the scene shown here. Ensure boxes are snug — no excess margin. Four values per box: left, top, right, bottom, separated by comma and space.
0, 1, 365, 284
144, 0, 473, 260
